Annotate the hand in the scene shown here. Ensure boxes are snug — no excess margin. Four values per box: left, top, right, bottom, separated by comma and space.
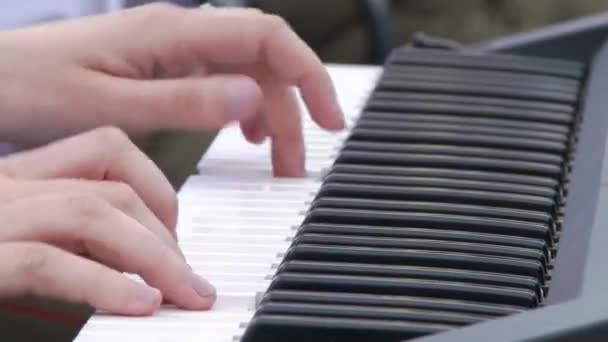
0, 4, 344, 177
0, 127, 215, 315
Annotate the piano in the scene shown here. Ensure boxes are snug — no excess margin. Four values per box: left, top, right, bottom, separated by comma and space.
75, 35, 608, 341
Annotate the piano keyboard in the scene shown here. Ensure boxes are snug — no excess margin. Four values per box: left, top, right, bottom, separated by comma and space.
75, 47, 584, 342
74, 64, 380, 341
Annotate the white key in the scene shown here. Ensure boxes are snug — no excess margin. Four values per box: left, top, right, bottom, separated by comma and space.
180, 242, 292, 253
185, 233, 291, 243
187, 224, 297, 234
183, 251, 281, 263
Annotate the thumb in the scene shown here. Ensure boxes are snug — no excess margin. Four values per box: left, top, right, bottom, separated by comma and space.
104, 74, 262, 132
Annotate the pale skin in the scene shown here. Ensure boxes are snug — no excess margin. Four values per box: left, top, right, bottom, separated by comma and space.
0, 4, 344, 315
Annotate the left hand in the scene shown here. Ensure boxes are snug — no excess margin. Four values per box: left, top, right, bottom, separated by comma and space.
0, 4, 344, 177
0, 127, 216, 315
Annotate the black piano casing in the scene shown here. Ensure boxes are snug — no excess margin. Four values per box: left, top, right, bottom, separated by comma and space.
411, 37, 608, 342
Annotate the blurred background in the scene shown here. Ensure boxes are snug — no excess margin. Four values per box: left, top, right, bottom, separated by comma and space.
3, 0, 608, 65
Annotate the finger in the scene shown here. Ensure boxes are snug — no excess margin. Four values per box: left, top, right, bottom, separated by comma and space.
240, 112, 268, 144
260, 79, 306, 177
95, 74, 262, 133
112, 5, 344, 130
0, 194, 216, 310
182, 9, 345, 130
0, 126, 178, 231
4, 178, 182, 258
0, 242, 162, 315
214, 64, 304, 176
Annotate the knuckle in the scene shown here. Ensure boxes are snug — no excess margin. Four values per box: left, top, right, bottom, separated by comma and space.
243, 8, 264, 15
108, 181, 140, 212
140, 2, 182, 18
67, 195, 110, 224
92, 126, 130, 147
91, 126, 138, 157
168, 83, 201, 116
17, 243, 53, 283
118, 3, 184, 42
265, 14, 290, 31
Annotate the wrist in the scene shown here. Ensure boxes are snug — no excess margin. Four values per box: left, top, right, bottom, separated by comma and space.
0, 31, 20, 143
0, 30, 58, 146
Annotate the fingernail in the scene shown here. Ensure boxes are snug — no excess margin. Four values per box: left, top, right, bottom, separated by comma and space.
224, 77, 260, 121
192, 273, 216, 298
249, 123, 268, 145
325, 100, 345, 130
129, 284, 162, 310
335, 102, 346, 129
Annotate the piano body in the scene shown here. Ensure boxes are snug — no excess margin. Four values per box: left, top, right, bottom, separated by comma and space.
76, 14, 608, 342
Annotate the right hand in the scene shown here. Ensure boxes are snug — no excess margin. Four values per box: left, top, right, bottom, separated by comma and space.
0, 127, 215, 316
0, 4, 345, 177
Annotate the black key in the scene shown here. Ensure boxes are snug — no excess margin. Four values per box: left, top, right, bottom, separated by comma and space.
377, 78, 576, 104
260, 290, 523, 317
335, 151, 562, 177
355, 119, 567, 142
372, 90, 574, 114
308, 198, 555, 227
381, 67, 580, 94
330, 164, 558, 188
256, 302, 486, 326
371, 91, 574, 116
315, 184, 556, 215
361, 111, 570, 134
359, 110, 571, 134
323, 173, 556, 198
348, 128, 567, 154
302, 209, 553, 250
241, 314, 451, 342
292, 234, 547, 268
284, 246, 545, 285
278, 261, 541, 297
267, 272, 540, 307
365, 99, 573, 124
298, 223, 550, 261
380, 71, 578, 94
343, 141, 563, 165
387, 48, 584, 79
